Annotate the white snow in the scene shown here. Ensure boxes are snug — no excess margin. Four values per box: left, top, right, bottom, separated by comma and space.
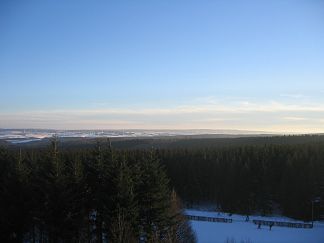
0, 129, 273, 144
186, 209, 324, 243
9, 138, 42, 144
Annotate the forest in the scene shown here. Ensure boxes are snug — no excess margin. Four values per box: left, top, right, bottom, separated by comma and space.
160, 142, 324, 219
0, 139, 196, 243
1, 135, 324, 242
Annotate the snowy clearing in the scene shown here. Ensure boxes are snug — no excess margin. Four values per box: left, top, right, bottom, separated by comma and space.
186, 209, 324, 243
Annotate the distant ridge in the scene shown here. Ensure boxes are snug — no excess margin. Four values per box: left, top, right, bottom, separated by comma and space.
0, 128, 276, 144
2, 128, 323, 145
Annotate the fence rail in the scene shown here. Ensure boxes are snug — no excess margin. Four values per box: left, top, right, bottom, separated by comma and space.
186, 215, 232, 223
252, 219, 313, 229
186, 214, 313, 229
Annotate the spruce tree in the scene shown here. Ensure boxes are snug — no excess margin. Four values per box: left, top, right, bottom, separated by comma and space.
137, 149, 171, 241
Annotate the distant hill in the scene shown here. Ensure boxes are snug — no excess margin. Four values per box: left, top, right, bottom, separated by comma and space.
3, 134, 324, 150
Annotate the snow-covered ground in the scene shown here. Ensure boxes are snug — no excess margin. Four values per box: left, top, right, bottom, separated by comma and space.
0, 129, 269, 144
186, 209, 324, 243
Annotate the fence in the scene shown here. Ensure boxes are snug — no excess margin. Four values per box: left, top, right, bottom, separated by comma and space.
186, 215, 232, 223
252, 219, 313, 229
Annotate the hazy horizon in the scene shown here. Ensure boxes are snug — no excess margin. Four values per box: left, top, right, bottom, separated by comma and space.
1, 1, 323, 133
0, 127, 320, 136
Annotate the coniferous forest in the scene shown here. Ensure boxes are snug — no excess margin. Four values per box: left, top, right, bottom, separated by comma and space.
1, 136, 324, 242
160, 142, 324, 219
0, 139, 196, 243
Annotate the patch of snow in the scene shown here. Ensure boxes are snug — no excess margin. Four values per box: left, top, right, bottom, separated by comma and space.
0, 129, 273, 144
186, 209, 324, 243
8, 138, 42, 144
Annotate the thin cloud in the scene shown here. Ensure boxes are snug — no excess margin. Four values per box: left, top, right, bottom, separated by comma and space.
283, 117, 308, 121
280, 93, 307, 99
3, 100, 324, 116
1, 100, 324, 132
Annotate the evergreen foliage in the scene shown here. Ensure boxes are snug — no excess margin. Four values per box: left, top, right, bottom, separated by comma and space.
0, 140, 196, 243
160, 143, 324, 220
1, 136, 323, 241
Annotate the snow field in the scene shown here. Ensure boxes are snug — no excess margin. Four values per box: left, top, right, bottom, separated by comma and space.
186, 209, 324, 243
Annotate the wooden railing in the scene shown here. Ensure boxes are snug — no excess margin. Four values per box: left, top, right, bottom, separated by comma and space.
252, 219, 313, 229
185, 214, 313, 229
186, 215, 232, 223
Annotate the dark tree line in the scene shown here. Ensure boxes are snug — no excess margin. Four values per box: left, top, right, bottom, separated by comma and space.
0, 139, 196, 243
158, 143, 324, 220
1, 136, 323, 242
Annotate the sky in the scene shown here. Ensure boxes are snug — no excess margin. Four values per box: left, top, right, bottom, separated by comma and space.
0, 0, 324, 133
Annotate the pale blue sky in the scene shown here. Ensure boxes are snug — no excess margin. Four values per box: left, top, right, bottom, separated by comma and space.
1, 0, 324, 132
